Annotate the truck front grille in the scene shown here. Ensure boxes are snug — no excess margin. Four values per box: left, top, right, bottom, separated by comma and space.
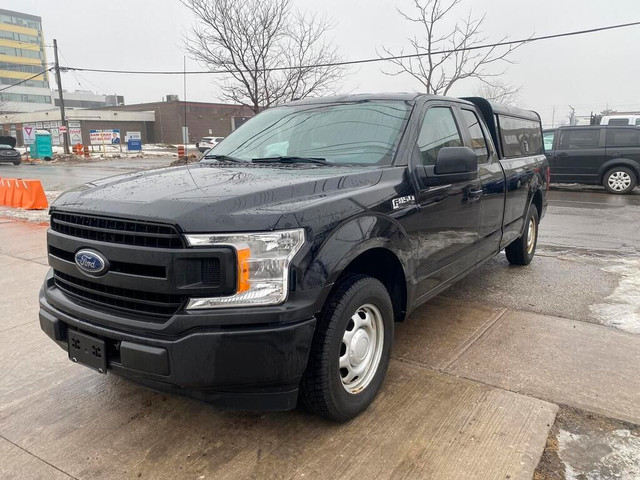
53, 270, 184, 319
51, 212, 184, 249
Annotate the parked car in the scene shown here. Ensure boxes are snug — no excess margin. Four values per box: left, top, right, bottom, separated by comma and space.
600, 115, 640, 126
0, 136, 21, 165
40, 94, 548, 421
196, 136, 224, 152
544, 125, 640, 194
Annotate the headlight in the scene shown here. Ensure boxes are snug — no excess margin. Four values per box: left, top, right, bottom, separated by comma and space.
184, 229, 305, 309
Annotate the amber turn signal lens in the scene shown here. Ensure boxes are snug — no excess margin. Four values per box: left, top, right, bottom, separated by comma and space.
237, 248, 251, 292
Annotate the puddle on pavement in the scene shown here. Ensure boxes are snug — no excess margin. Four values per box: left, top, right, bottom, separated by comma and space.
558, 428, 640, 480
589, 258, 640, 334
535, 407, 640, 480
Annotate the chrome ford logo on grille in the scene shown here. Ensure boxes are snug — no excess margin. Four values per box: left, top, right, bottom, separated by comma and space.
74, 249, 108, 275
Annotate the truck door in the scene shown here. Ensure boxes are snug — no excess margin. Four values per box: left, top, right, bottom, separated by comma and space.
413, 104, 482, 298
458, 107, 505, 261
551, 128, 605, 183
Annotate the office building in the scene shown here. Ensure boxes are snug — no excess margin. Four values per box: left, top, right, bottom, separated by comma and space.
0, 8, 52, 112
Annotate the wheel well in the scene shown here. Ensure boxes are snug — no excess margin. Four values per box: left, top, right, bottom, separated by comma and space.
531, 189, 543, 217
339, 248, 407, 322
601, 164, 639, 183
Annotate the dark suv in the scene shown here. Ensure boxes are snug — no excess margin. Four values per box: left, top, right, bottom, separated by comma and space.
544, 126, 640, 194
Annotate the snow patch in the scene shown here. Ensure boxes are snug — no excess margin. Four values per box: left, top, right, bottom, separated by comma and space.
558, 428, 640, 480
589, 258, 640, 334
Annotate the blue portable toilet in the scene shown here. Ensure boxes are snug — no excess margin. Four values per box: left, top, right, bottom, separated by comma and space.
29, 130, 53, 160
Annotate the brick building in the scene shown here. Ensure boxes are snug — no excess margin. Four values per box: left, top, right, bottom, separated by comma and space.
109, 100, 255, 144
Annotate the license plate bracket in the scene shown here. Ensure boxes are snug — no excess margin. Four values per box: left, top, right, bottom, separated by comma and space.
68, 330, 107, 373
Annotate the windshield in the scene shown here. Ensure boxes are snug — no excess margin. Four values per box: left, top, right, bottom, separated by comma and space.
0, 144, 13, 149
204, 100, 413, 166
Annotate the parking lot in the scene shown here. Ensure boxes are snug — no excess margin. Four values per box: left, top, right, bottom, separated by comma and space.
1, 159, 639, 479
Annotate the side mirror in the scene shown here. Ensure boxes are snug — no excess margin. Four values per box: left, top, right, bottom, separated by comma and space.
435, 146, 478, 175
421, 147, 479, 186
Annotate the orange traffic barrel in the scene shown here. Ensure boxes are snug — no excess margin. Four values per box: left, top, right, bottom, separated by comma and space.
177, 145, 185, 159
84, 145, 90, 157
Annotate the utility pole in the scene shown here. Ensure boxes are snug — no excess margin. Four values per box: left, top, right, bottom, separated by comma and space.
53, 39, 69, 154
183, 56, 188, 158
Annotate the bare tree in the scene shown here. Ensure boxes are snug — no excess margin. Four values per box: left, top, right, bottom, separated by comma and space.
474, 80, 521, 104
380, 0, 526, 96
182, 0, 345, 113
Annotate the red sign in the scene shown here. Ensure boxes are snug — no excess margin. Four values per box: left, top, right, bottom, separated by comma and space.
59, 126, 67, 133
24, 126, 33, 136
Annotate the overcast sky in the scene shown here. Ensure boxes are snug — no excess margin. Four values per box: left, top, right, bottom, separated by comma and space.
5, 0, 640, 126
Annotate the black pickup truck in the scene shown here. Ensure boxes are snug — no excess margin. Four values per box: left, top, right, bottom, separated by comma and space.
40, 94, 548, 421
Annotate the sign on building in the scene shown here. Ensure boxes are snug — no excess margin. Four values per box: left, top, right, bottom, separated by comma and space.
69, 127, 82, 145
90, 129, 121, 145
50, 127, 60, 146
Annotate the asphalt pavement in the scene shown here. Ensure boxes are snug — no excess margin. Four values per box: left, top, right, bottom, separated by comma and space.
0, 161, 639, 479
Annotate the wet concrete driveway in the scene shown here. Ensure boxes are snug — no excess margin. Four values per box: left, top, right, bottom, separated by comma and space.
0, 179, 639, 479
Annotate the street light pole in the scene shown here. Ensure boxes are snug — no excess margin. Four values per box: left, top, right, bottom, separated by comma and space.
53, 39, 69, 154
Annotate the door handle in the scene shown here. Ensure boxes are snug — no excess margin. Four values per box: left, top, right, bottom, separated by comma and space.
467, 188, 483, 203
556, 152, 568, 157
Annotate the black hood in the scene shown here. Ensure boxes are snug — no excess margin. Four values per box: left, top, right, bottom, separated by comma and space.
0, 136, 16, 148
51, 163, 383, 232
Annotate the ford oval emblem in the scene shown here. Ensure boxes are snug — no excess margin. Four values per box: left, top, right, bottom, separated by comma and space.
74, 249, 109, 276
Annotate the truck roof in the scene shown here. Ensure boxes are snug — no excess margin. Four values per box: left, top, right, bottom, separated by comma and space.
286, 92, 465, 105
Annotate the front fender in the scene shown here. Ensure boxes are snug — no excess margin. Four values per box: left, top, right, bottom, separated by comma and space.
300, 213, 415, 291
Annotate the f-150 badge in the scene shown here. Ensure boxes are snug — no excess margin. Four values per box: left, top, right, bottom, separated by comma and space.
392, 195, 415, 209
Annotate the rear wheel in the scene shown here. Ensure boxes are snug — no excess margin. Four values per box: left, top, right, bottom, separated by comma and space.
505, 205, 539, 265
603, 167, 636, 194
299, 275, 393, 422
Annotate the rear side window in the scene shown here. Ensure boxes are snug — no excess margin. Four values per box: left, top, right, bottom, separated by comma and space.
461, 109, 489, 163
606, 128, 640, 147
417, 107, 463, 165
498, 115, 543, 158
635, 119, 640, 126
558, 129, 600, 150
608, 118, 631, 126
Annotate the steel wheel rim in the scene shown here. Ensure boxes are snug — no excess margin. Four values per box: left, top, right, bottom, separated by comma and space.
339, 303, 384, 394
608, 171, 631, 191
526, 217, 536, 255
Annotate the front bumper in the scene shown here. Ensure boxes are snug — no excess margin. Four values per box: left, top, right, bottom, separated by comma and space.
39, 279, 322, 411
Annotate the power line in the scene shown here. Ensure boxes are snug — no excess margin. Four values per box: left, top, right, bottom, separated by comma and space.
60, 20, 640, 75
0, 68, 53, 92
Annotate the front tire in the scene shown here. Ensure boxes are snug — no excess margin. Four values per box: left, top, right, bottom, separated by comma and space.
299, 275, 394, 422
603, 167, 636, 194
505, 205, 539, 265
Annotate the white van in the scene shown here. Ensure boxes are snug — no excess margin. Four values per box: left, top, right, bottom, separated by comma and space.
600, 115, 640, 126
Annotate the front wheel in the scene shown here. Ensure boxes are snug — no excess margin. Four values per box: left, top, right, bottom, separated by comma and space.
505, 205, 539, 265
603, 167, 636, 194
299, 275, 394, 422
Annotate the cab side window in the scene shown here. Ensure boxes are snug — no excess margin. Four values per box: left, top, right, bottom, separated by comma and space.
417, 107, 463, 165
543, 131, 555, 151
461, 109, 489, 163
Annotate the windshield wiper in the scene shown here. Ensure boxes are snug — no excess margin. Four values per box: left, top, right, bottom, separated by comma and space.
202, 154, 244, 163
251, 156, 329, 165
